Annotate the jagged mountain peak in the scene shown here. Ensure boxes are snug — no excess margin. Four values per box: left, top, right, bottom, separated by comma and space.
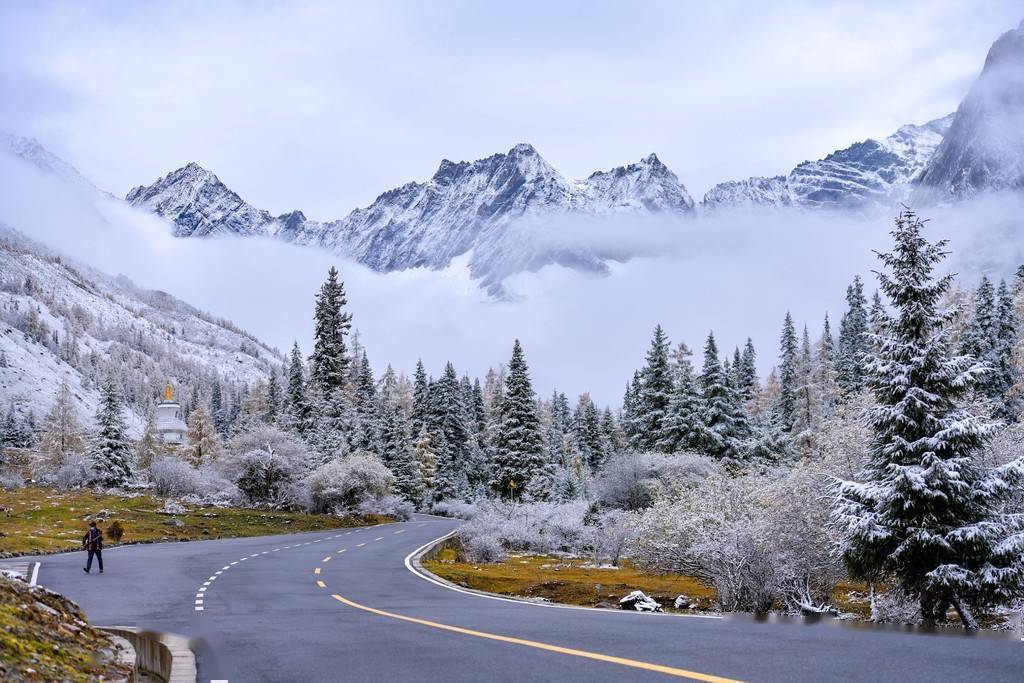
916, 19, 1024, 201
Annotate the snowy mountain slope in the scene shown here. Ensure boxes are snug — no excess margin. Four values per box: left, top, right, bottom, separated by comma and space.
2, 133, 111, 199
0, 225, 282, 431
916, 20, 1024, 202
702, 115, 953, 211
126, 144, 695, 282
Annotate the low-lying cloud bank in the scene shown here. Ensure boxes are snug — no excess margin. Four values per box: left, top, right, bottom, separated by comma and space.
2, 152, 1022, 406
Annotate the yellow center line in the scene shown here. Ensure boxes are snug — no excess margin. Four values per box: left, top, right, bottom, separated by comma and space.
329, 594, 742, 683
317, 580, 326, 588
314, 567, 321, 575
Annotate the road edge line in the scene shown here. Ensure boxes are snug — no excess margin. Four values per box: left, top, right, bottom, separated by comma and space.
403, 528, 722, 620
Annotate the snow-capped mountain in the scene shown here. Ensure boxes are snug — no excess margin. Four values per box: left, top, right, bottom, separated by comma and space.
916, 20, 1024, 201
127, 144, 694, 280
0, 225, 281, 431
2, 133, 110, 198
702, 115, 953, 211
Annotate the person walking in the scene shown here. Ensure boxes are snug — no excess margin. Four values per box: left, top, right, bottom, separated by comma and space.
82, 520, 104, 574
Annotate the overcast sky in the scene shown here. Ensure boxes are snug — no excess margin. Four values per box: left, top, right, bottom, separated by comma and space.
1, 1, 1020, 219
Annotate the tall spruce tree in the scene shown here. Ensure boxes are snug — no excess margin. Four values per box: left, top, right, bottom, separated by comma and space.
631, 325, 673, 451
656, 342, 702, 453
791, 325, 816, 437
309, 266, 352, 396
836, 275, 870, 394
88, 377, 134, 486
265, 366, 281, 425
411, 359, 431, 437
776, 312, 799, 430
992, 280, 1020, 419
573, 394, 604, 469
285, 341, 308, 432
693, 332, 747, 459
491, 340, 543, 498
833, 210, 1024, 628
815, 314, 840, 422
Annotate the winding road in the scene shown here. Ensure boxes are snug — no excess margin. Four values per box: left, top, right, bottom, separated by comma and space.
36, 515, 1021, 682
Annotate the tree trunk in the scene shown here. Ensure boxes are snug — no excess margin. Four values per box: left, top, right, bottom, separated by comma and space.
951, 596, 979, 630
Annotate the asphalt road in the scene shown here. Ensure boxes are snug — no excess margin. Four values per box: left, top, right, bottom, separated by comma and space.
37, 515, 1022, 682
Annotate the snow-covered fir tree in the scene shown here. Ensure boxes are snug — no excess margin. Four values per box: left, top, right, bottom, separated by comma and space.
631, 325, 673, 451
791, 325, 816, 440
491, 340, 543, 498
573, 393, 603, 469
776, 312, 798, 429
412, 424, 436, 505
833, 210, 1024, 629
87, 376, 134, 486
656, 342, 701, 453
836, 275, 869, 395
135, 409, 162, 471
309, 266, 352, 396
410, 359, 430, 437
351, 352, 380, 454
991, 280, 1020, 419
284, 341, 308, 433
265, 365, 281, 425
693, 332, 747, 459
814, 314, 840, 423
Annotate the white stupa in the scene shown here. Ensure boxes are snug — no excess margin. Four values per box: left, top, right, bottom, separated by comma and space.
156, 383, 187, 445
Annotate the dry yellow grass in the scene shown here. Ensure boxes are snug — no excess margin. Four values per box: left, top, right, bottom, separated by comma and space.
0, 485, 388, 557
424, 553, 716, 610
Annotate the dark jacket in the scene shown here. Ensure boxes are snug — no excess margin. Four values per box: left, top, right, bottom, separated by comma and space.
83, 527, 103, 551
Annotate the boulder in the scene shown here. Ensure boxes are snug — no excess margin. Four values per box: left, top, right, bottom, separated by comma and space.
618, 590, 662, 612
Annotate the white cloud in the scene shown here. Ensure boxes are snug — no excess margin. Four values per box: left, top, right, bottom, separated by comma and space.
0, 1, 1020, 218
4, 151, 1022, 406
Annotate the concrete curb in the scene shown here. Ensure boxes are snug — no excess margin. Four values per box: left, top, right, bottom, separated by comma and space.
102, 627, 197, 683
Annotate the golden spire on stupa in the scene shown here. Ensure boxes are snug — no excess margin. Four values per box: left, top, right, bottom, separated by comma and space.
164, 383, 173, 401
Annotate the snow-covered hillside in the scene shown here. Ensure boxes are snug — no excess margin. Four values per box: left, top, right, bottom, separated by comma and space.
916, 20, 1024, 201
702, 115, 953, 211
2, 133, 110, 199
127, 144, 695, 283
0, 226, 281, 432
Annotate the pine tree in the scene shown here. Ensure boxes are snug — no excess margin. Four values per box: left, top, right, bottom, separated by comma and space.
599, 407, 620, 457
309, 267, 352, 396
693, 332, 747, 459
284, 341, 308, 432
491, 340, 543, 498
836, 275, 870, 395
412, 425, 437, 505
546, 390, 571, 468
739, 338, 757, 399
656, 342, 701, 453
38, 381, 85, 466
185, 402, 220, 466
210, 379, 228, 436
351, 353, 380, 454
265, 366, 281, 425
833, 210, 1024, 628
776, 312, 798, 429
429, 362, 472, 494
411, 359, 430, 437
815, 314, 840, 421
961, 276, 995, 362
791, 325, 816, 439
992, 280, 1020, 419
88, 377, 134, 487
620, 371, 642, 447
632, 325, 673, 451
573, 394, 603, 469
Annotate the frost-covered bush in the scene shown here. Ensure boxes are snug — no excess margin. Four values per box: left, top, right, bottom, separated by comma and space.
305, 452, 394, 514
456, 501, 590, 559
149, 457, 202, 498
585, 509, 635, 567
357, 494, 414, 521
462, 531, 506, 563
218, 427, 310, 508
431, 499, 478, 519
594, 452, 719, 511
46, 451, 92, 489
631, 467, 840, 613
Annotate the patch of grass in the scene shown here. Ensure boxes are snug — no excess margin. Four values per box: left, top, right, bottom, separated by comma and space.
423, 554, 716, 611
0, 485, 389, 557
0, 574, 133, 681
